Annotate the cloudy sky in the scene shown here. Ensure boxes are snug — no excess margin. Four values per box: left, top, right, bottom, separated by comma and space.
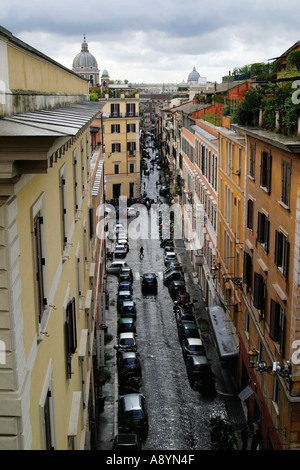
1, 0, 299, 84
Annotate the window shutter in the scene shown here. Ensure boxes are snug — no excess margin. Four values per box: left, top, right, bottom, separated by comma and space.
279, 313, 286, 357
274, 230, 282, 267
243, 251, 252, 292
283, 239, 290, 280
253, 272, 265, 311
266, 153, 272, 193
270, 299, 280, 341
66, 297, 77, 356
247, 199, 253, 230
89, 207, 94, 239
260, 152, 264, 187
257, 212, 263, 243
265, 219, 270, 253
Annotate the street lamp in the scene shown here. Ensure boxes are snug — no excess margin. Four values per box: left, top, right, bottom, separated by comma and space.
248, 348, 292, 388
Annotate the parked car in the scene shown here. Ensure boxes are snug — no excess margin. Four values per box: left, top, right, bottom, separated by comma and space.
141, 272, 158, 295
163, 245, 175, 254
182, 338, 205, 360
117, 231, 128, 241
178, 322, 200, 342
118, 281, 133, 294
164, 262, 182, 273
114, 245, 127, 258
176, 292, 191, 305
117, 351, 142, 378
117, 317, 136, 335
120, 267, 134, 283
175, 309, 196, 327
114, 332, 137, 352
117, 290, 133, 311
118, 393, 148, 437
112, 434, 142, 451
186, 355, 215, 391
168, 280, 187, 299
163, 270, 184, 286
107, 261, 128, 275
160, 238, 174, 248
164, 252, 177, 267
119, 300, 137, 319
117, 239, 129, 252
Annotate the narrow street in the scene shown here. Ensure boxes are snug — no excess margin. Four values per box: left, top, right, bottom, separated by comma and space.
104, 137, 244, 450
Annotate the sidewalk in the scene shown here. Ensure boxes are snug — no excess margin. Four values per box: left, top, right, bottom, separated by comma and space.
97, 276, 118, 450
174, 239, 248, 449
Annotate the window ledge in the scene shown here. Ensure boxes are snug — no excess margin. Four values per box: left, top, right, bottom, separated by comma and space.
272, 283, 287, 302
62, 244, 71, 263
277, 200, 290, 211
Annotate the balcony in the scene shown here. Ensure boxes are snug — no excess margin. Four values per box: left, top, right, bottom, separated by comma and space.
109, 112, 123, 118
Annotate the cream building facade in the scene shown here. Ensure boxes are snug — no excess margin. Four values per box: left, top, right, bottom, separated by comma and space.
0, 26, 105, 449
101, 93, 141, 200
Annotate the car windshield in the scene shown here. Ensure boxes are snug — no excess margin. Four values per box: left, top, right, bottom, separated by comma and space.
120, 339, 134, 346
190, 345, 202, 351
125, 410, 143, 419
123, 358, 138, 365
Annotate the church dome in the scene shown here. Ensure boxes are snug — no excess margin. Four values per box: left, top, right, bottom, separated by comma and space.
187, 66, 200, 83
72, 36, 98, 69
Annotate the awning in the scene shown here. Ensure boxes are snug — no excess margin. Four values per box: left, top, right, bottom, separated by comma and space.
207, 305, 239, 361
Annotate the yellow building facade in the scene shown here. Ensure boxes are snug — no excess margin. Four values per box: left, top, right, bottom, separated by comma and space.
0, 26, 104, 449
101, 95, 141, 200
217, 120, 246, 330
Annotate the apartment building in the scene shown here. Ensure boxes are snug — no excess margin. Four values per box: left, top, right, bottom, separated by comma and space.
237, 124, 300, 449
101, 94, 140, 200
0, 26, 105, 449
217, 118, 246, 327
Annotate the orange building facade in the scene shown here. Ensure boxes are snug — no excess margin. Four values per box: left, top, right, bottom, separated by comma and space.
237, 125, 300, 450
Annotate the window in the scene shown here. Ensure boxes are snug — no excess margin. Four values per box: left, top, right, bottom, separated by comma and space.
126, 103, 136, 117
114, 163, 120, 174
274, 230, 290, 279
281, 160, 291, 207
81, 139, 85, 191
247, 199, 253, 230
111, 103, 120, 117
111, 124, 120, 133
129, 163, 135, 173
257, 211, 269, 252
129, 182, 135, 198
73, 150, 78, 211
243, 251, 252, 293
127, 123, 136, 133
270, 300, 285, 354
260, 151, 272, 193
60, 166, 67, 249
249, 144, 256, 178
127, 142, 136, 155
272, 377, 280, 406
34, 212, 47, 323
236, 198, 241, 239
40, 365, 56, 450
253, 272, 266, 318
65, 297, 77, 379
112, 143, 121, 153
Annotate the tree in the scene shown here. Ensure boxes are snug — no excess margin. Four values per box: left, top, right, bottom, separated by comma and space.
287, 50, 300, 71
